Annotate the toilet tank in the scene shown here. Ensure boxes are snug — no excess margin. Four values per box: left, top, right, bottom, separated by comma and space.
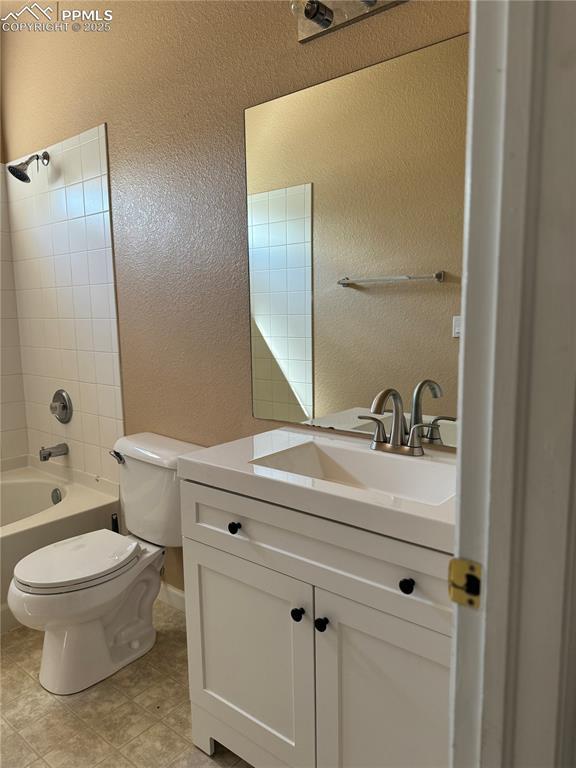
113, 433, 202, 547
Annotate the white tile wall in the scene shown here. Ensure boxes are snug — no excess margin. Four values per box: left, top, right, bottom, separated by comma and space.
248, 184, 313, 422
3, 125, 124, 482
1, 166, 28, 461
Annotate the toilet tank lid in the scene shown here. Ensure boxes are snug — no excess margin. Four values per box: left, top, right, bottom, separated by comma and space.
114, 432, 203, 469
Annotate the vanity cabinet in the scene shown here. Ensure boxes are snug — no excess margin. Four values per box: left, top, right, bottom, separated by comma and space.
182, 481, 452, 768
315, 589, 450, 768
185, 539, 315, 768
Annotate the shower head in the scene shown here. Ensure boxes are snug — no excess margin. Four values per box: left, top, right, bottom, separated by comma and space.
8, 151, 50, 183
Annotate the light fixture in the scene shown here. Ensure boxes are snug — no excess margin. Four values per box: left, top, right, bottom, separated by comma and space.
291, 0, 334, 29
291, 0, 407, 43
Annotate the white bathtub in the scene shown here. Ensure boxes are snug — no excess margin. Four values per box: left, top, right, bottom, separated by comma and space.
0, 466, 119, 632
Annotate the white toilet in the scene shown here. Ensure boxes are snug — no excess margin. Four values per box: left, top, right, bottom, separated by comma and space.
8, 432, 200, 695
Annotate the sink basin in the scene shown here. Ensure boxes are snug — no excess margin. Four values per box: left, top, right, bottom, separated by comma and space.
178, 427, 457, 551
251, 440, 455, 506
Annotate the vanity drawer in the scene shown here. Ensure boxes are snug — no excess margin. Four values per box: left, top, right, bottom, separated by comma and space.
181, 481, 452, 635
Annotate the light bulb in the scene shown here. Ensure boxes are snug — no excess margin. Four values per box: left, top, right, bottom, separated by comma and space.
290, 0, 306, 17
290, 0, 334, 29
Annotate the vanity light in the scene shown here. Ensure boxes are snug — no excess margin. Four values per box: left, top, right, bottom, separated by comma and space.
291, 0, 407, 43
290, 0, 334, 29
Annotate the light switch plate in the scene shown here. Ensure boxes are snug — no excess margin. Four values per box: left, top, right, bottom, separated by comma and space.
452, 316, 462, 338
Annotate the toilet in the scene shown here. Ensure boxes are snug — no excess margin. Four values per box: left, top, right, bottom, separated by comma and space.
8, 432, 200, 695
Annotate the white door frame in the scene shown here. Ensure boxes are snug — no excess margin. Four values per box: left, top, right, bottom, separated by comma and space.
453, 1, 576, 766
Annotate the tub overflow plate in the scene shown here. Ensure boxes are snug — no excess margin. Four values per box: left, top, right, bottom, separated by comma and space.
51, 488, 62, 505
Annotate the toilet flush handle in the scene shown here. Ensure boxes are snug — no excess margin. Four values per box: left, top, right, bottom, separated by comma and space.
109, 450, 125, 465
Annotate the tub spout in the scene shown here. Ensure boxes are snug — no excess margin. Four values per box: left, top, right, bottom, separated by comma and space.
39, 443, 69, 462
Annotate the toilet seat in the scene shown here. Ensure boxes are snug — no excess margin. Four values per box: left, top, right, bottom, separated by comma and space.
14, 529, 141, 595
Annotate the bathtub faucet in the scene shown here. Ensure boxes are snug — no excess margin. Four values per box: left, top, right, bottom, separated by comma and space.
39, 443, 69, 462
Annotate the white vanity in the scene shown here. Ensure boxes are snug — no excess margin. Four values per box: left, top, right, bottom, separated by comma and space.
178, 428, 455, 768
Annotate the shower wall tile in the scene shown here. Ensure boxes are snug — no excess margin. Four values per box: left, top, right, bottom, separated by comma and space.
3, 126, 124, 482
248, 183, 313, 423
1, 165, 28, 461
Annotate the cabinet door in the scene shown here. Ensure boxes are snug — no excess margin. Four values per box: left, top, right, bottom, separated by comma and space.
315, 589, 450, 768
184, 539, 315, 768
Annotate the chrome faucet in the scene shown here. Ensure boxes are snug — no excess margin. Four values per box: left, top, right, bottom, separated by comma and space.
360, 380, 450, 456
39, 443, 69, 462
410, 379, 443, 430
370, 388, 405, 448
361, 388, 422, 454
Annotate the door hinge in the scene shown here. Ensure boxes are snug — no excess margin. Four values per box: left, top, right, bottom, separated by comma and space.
448, 558, 482, 609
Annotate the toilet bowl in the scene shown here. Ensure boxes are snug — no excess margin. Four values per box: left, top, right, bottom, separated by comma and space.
8, 433, 201, 695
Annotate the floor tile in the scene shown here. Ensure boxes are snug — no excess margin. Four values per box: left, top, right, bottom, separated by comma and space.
153, 601, 187, 631
43, 729, 114, 768
96, 753, 135, 768
167, 743, 242, 768
0, 666, 39, 705
161, 626, 188, 649
0, 600, 252, 768
2, 687, 63, 731
162, 701, 193, 742
120, 722, 189, 768
1, 626, 43, 651
133, 678, 189, 717
78, 699, 158, 748
110, 656, 166, 698
18, 707, 86, 757
59, 677, 129, 719
8, 638, 44, 677
146, 631, 187, 669
210, 745, 245, 768
1, 715, 16, 738
165, 657, 189, 686
148, 645, 189, 685
0, 730, 40, 768
1, 642, 21, 668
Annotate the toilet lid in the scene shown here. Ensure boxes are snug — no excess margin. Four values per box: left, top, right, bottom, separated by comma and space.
14, 530, 141, 590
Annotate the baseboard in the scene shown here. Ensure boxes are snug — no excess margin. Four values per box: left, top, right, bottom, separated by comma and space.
158, 581, 185, 613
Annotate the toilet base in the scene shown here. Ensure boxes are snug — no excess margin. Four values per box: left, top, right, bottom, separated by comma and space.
38, 561, 162, 695
40, 621, 156, 695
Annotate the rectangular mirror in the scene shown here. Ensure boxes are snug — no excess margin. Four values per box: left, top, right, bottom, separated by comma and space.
245, 35, 468, 446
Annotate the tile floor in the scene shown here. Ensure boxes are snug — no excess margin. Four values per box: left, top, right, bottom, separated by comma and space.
0, 600, 251, 768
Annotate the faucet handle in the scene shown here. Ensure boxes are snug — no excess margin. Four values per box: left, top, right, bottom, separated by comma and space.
426, 417, 452, 444
358, 415, 387, 447
407, 422, 442, 454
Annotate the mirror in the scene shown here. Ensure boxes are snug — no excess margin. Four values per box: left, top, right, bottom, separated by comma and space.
245, 35, 468, 447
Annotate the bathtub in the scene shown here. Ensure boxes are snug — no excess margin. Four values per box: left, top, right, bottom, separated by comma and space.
0, 466, 119, 632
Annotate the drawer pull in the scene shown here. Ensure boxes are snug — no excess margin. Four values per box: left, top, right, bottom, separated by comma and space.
227, 522, 242, 535
290, 608, 306, 622
314, 617, 330, 632
399, 578, 416, 595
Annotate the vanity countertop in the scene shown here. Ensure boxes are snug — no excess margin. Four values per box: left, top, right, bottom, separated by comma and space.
177, 428, 456, 553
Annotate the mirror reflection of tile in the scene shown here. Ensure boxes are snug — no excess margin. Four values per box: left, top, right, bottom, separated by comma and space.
248, 183, 313, 422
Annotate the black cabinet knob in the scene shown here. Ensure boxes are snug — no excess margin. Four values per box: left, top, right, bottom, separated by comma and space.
314, 617, 330, 632
227, 522, 242, 535
290, 608, 305, 622
399, 577, 416, 595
